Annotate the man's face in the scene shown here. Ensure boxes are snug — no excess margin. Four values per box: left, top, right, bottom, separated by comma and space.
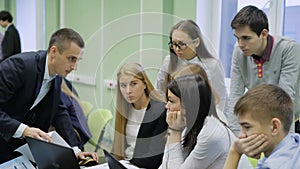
238, 112, 265, 137
238, 112, 272, 152
0, 20, 6, 28
233, 25, 267, 56
48, 42, 83, 77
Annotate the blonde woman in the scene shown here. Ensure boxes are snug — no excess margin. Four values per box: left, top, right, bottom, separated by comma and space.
112, 62, 168, 169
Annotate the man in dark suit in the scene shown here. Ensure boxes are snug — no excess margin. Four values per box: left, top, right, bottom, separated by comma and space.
0, 10, 21, 61
0, 28, 85, 163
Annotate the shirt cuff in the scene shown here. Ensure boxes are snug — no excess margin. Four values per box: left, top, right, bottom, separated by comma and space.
13, 123, 28, 138
72, 146, 82, 154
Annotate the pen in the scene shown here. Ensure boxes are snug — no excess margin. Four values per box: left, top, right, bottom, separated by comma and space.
22, 162, 28, 169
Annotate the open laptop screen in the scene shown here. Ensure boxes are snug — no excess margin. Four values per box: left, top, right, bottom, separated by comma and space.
25, 136, 80, 169
103, 149, 127, 169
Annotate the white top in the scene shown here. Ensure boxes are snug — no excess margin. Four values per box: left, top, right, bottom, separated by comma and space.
125, 107, 146, 160
159, 116, 251, 169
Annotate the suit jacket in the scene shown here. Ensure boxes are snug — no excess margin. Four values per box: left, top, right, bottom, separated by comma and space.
61, 92, 92, 150
1, 24, 21, 60
0, 51, 79, 163
129, 99, 168, 169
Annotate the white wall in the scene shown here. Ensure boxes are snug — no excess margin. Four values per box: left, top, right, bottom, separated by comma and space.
196, 0, 222, 55
16, 0, 45, 52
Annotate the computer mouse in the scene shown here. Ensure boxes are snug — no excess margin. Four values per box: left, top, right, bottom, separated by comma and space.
78, 156, 99, 166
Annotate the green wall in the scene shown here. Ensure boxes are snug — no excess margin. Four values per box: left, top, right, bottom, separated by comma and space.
0, 0, 16, 33
8, 0, 197, 113
45, 0, 60, 46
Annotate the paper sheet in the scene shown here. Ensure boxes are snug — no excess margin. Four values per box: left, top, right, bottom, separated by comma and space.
0, 155, 35, 169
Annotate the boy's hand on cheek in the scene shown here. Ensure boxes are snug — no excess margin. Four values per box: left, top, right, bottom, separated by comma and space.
234, 134, 268, 159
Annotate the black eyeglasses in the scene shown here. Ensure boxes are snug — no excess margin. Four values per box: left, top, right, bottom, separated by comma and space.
168, 39, 197, 50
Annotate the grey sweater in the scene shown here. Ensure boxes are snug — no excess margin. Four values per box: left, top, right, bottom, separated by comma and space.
228, 35, 300, 133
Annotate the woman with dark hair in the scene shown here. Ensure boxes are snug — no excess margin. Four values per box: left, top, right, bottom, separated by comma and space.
156, 20, 228, 118
160, 73, 251, 169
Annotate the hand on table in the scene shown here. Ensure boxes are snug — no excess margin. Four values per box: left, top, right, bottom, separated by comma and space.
76, 151, 99, 162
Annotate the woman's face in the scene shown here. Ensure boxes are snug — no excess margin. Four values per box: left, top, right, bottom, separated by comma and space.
119, 74, 147, 107
171, 29, 198, 60
166, 90, 181, 111
166, 90, 186, 118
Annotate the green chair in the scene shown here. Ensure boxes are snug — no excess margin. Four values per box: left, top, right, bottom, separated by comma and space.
248, 153, 264, 168
84, 108, 113, 157
80, 100, 94, 116
248, 157, 259, 168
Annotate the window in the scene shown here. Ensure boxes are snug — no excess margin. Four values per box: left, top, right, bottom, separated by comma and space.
219, 0, 285, 78
238, 0, 271, 11
284, 0, 300, 45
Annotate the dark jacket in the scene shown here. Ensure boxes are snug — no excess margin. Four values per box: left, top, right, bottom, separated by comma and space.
129, 99, 168, 169
0, 51, 79, 163
61, 92, 92, 150
1, 24, 21, 60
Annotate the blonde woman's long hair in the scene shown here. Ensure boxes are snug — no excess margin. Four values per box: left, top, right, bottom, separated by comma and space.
112, 62, 164, 159
61, 79, 80, 103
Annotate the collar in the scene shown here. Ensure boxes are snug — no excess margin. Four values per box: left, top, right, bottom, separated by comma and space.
251, 35, 273, 61
5, 23, 12, 30
257, 133, 298, 168
188, 55, 200, 64
44, 55, 56, 82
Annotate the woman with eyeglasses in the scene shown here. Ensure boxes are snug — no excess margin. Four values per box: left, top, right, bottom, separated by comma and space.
156, 20, 228, 121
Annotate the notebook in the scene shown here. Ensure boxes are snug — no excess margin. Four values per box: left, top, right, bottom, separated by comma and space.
103, 149, 127, 169
25, 136, 80, 169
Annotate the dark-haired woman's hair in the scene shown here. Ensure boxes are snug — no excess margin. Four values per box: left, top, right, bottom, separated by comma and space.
167, 74, 218, 154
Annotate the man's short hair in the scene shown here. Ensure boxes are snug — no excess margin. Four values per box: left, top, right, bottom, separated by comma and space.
47, 28, 84, 53
0, 10, 13, 22
234, 84, 294, 132
231, 5, 269, 36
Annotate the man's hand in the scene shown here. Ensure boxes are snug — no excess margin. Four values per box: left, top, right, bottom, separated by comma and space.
223, 134, 268, 169
22, 127, 53, 142
76, 151, 99, 162
234, 134, 268, 159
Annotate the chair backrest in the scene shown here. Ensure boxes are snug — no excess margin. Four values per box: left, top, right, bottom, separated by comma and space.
80, 100, 94, 116
85, 108, 113, 153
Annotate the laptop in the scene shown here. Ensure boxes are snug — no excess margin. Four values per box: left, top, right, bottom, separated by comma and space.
25, 136, 80, 169
103, 149, 127, 169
